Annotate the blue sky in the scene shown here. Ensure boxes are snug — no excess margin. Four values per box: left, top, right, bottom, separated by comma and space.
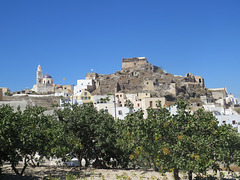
0, 0, 240, 97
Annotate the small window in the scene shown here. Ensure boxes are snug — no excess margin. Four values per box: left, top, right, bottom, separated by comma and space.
85, 97, 87, 100
118, 110, 122, 115
223, 121, 226, 124
88, 97, 90, 100
120, 95, 122, 98
104, 109, 108, 113
150, 101, 153, 108
232, 120, 236, 125
138, 103, 140, 107
81, 97, 84, 100
84, 92, 87, 95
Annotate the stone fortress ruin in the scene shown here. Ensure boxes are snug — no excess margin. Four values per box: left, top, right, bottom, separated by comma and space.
83, 57, 207, 102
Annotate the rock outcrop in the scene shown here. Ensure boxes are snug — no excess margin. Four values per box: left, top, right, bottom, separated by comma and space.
89, 57, 209, 101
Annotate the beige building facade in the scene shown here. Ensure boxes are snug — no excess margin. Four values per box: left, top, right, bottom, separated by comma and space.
0, 87, 10, 96
73, 90, 93, 104
0, 89, 2, 101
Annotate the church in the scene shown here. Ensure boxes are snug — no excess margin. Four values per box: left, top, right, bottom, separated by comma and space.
32, 65, 55, 94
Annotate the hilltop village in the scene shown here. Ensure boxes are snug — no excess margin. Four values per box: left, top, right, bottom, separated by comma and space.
1, 57, 240, 131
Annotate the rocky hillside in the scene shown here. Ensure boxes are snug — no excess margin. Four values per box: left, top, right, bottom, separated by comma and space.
90, 58, 209, 101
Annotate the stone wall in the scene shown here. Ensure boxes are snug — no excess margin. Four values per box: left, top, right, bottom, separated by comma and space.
2, 95, 61, 110
122, 57, 148, 70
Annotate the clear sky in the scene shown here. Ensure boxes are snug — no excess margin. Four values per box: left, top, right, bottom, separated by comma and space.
0, 0, 240, 97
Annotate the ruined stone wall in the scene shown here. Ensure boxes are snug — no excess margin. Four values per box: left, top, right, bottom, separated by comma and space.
194, 76, 205, 88
86, 73, 99, 80
122, 57, 148, 69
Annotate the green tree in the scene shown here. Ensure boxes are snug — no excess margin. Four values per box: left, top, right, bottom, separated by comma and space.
117, 99, 240, 180
54, 103, 122, 169
0, 104, 55, 176
155, 100, 240, 180
116, 102, 171, 170
116, 109, 145, 168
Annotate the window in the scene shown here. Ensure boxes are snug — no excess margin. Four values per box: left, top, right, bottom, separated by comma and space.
104, 109, 108, 113
118, 110, 122, 115
232, 120, 236, 125
81, 97, 84, 100
88, 97, 91, 100
138, 103, 140, 107
150, 101, 153, 108
85, 97, 87, 100
84, 92, 87, 95
223, 121, 226, 124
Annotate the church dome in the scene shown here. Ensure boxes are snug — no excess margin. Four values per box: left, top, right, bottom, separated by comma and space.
43, 74, 52, 78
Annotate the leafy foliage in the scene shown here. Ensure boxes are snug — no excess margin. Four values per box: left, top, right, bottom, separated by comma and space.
117, 99, 240, 180
0, 104, 55, 175
53, 103, 123, 169
1, 99, 240, 179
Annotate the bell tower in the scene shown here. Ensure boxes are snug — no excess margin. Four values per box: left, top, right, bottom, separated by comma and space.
36, 65, 43, 85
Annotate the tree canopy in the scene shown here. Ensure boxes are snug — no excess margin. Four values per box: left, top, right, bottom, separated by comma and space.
1, 100, 240, 179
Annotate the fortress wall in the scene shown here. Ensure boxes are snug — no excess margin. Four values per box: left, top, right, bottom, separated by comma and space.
122, 57, 148, 69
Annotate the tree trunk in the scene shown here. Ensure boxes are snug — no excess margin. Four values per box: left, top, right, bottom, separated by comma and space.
173, 167, 180, 180
148, 158, 152, 169
77, 154, 83, 170
11, 163, 20, 176
188, 170, 193, 180
11, 156, 29, 176
85, 157, 90, 168
20, 162, 28, 176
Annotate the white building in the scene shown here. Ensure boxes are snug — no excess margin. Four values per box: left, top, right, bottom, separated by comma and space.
92, 94, 140, 120
74, 79, 95, 96
214, 112, 240, 133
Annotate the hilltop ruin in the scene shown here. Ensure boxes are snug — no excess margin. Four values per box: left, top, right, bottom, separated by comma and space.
86, 57, 209, 101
